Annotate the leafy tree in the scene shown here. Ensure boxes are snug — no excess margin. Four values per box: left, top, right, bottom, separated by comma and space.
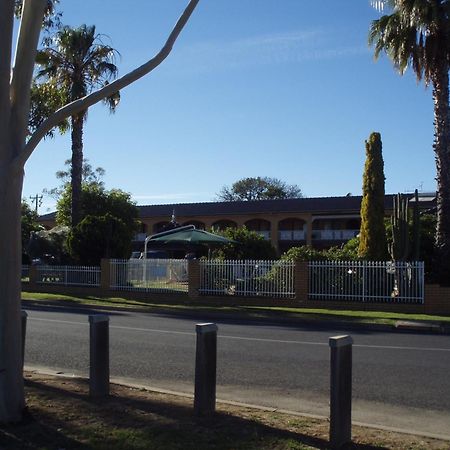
14, 0, 61, 31
26, 225, 70, 264
29, 80, 68, 136
217, 177, 302, 201
35, 24, 120, 227
21, 201, 43, 256
358, 132, 388, 260
67, 213, 131, 265
0, 0, 199, 422
211, 227, 277, 260
56, 183, 138, 264
56, 184, 138, 233
44, 158, 105, 199
369, 0, 450, 279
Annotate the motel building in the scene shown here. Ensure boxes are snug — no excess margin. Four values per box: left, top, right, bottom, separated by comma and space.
40, 193, 435, 255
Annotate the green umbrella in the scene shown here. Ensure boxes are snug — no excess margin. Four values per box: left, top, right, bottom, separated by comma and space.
147, 225, 236, 246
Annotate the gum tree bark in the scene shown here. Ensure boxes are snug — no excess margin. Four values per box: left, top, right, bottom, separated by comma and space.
0, 0, 199, 422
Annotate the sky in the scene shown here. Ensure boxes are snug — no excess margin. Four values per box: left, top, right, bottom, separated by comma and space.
22, 0, 436, 214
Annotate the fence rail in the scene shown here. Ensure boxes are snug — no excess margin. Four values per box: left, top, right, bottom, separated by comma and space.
309, 260, 424, 303
36, 265, 101, 287
110, 259, 188, 293
200, 259, 295, 298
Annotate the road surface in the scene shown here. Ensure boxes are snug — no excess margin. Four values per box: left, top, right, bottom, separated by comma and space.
23, 304, 450, 439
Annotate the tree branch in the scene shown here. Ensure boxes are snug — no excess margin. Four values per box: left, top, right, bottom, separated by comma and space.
10, 0, 47, 156
18, 0, 200, 168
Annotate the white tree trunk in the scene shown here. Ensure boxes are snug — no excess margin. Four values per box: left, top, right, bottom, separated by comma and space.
0, 0, 200, 422
0, 166, 25, 421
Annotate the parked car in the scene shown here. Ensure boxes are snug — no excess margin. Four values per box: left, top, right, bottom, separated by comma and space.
140, 250, 169, 259
129, 251, 141, 260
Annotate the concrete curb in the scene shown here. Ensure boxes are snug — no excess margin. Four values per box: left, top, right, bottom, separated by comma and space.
24, 366, 450, 443
21, 298, 450, 335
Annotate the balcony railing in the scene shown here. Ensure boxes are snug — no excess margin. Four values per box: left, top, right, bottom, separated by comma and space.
312, 229, 359, 240
133, 233, 147, 242
279, 230, 306, 241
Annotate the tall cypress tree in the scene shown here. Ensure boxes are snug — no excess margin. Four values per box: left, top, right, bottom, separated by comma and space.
358, 132, 388, 260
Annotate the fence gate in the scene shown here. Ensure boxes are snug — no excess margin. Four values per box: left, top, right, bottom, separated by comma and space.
110, 259, 188, 294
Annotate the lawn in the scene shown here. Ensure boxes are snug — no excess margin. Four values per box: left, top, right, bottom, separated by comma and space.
21, 291, 450, 327
2, 372, 448, 450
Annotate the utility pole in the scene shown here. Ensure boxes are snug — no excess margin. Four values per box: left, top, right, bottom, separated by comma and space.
29, 194, 43, 213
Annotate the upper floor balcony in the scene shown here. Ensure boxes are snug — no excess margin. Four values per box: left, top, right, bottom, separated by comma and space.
312, 229, 359, 241
279, 230, 306, 241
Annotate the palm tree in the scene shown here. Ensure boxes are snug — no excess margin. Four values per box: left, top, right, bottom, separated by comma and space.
369, 0, 450, 282
36, 24, 120, 226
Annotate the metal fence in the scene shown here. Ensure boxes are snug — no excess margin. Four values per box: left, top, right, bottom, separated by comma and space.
199, 259, 295, 298
309, 260, 424, 303
36, 265, 101, 287
110, 259, 188, 293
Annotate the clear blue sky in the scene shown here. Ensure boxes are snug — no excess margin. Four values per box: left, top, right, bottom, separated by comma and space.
22, 0, 435, 213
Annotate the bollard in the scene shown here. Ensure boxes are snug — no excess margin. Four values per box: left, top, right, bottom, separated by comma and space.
21, 311, 28, 371
194, 323, 218, 416
329, 335, 353, 449
89, 314, 110, 397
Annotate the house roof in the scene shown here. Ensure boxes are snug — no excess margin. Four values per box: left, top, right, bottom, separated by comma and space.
39, 193, 436, 222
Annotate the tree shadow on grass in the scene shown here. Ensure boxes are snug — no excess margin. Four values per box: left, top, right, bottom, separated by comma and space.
8, 377, 391, 450
0, 408, 91, 450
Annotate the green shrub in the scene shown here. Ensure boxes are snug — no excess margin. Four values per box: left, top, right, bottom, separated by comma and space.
67, 213, 131, 265
211, 226, 277, 260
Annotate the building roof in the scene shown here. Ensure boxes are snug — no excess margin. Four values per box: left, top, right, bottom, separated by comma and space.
138, 196, 366, 218
38, 193, 436, 222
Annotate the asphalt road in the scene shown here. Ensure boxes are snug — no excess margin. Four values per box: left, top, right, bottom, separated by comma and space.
23, 305, 450, 439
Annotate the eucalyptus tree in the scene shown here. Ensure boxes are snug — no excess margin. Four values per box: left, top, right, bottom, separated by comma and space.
36, 25, 120, 226
0, 0, 199, 422
369, 0, 450, 281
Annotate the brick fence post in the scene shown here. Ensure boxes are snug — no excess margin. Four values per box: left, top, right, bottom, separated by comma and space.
28, 264, 38, 290
188, 259, 200, 299
100, 259, 111, 293
294, 261, 308, 302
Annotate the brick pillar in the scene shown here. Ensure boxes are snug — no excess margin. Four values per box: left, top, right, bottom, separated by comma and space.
188, 259, 201, 299
28, 265, 38, 290
294, 261, 308, 302
100, 259, 111, 292
306, 215, 313, 247
270, 219, 279, 254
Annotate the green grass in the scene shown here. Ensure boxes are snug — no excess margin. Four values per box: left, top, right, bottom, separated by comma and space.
21, 291, 450, 326
245, 306, 450, 324
5, 373, 447, 450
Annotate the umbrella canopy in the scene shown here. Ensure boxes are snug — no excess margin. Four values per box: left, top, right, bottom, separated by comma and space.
147, 225, 236, 246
